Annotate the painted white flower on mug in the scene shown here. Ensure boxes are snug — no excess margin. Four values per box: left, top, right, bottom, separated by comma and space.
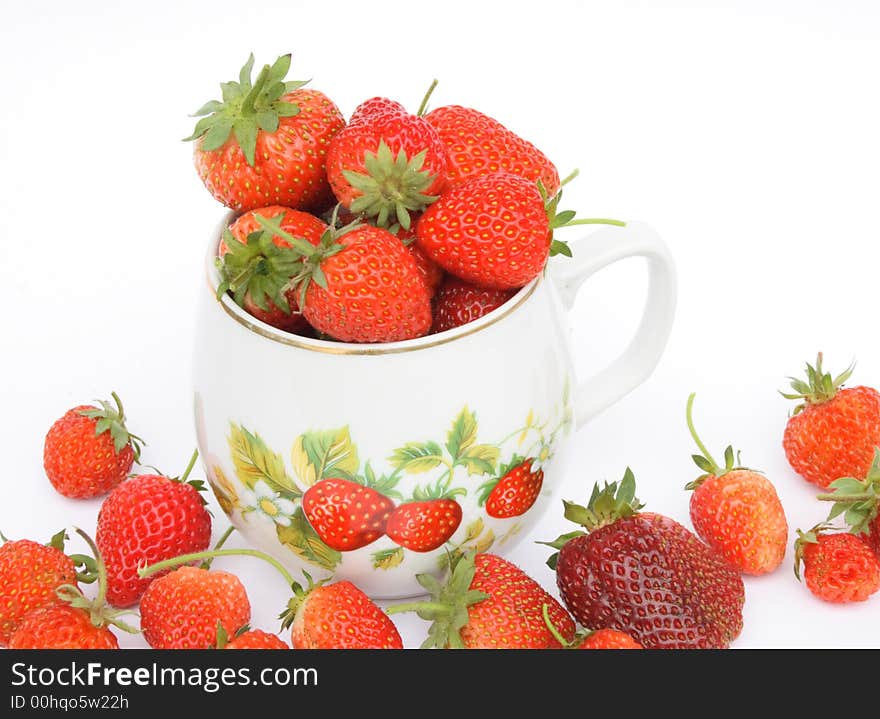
529, 443, 553, 474
240, 481, 296, 527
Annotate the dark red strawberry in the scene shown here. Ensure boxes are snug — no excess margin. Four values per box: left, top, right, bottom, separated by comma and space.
432, 276, 516, 333
385, 485, 464, 552
541, 469, 745, 649
187, 54, 345, 212
325, 83, 448, 230
424, 104, 561, 194
478, 457, 543, 518
302, 478, 395, 551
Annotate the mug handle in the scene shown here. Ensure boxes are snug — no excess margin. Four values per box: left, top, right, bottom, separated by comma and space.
550, 221, 677, 429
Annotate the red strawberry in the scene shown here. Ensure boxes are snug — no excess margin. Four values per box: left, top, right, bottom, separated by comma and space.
478, 457, 543, 518
223, 628, 289, 650
285, 576, 402, 649
577, 628, 644, 649
388, 553, 575, 649
432, 276, 516, 334
140, 566, 251, 649
424, 104, 560, 194
416, 171, 607, 289
140, 548, 401, 649
685, 394, 788, 575
9, 605, 119, 649
541, 606, 644, 649
394, 220, 444, 297
187, 54, 345, 212
0, 533, 78, 645
302, 478, 395, 551
217, 207, 327, 333
43, 392, 143, 499
96, 452, 212, 607
385, 487, 464, 552
8, 529, 136, 650
257, 214, 432, 343
817, 449, 880, 557
542, 470, 745, 649
782, 354, 880, 489
794, 524, 880, 603
325, 84, 448, 230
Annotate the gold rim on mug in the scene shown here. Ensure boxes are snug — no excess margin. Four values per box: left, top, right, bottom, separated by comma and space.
206, 213, 542, 356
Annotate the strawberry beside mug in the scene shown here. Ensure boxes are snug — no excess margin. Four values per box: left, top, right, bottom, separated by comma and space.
193, 216, 677, 598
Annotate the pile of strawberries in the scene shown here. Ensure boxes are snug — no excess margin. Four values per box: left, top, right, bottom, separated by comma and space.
3, 351, 880, 649
5, 52, 880, 650
191, 54, 618, 343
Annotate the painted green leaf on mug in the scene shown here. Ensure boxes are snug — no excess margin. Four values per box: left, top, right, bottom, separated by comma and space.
276, 506, 341, 570
446, 406, 478, 459
291, 427, 359, 486
372, 547, 405, 570
388, 441, 445, 474
458, 443, 499, 476
228, 423, 300, 497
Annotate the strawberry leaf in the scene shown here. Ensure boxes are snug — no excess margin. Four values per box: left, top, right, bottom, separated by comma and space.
228, 422, 300, 497
388, 441, 445, 474
446, 407, 478, 461
276, 507, 340, 571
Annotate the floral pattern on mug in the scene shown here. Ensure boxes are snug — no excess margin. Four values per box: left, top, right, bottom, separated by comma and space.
210, 380, 573, 573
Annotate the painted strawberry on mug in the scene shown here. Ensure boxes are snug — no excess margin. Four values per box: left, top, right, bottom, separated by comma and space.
385, 485, 465, 552
478, 456, 543, 519
302, 478, 396, 552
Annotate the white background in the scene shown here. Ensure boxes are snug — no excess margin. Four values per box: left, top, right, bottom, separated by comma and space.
2, 0, 879, 648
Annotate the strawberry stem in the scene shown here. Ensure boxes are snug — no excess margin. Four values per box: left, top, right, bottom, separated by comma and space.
541, 603, 571, 647
385, 601, 450, 616
139, 548, 297, 587
564, 218, 627, 227
816, 492, 874, 502
200, 526, 236, 569
416, 79, 439, 117
179, 449, 199, 484
686, 393, 720, 471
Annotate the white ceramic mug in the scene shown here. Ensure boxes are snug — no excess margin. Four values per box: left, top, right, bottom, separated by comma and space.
193, 217, 676, 598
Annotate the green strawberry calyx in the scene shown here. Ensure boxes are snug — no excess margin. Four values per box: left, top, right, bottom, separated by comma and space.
816, 447, 880, 535
793, 522, 833, 581
216, 213, 305, 316
255, 207, 360, 311
537, 468, 645, 569
55, 529, 140, 634
78, 392, 144, 462
385, 551, 489, 649
341, 79, 442, 231
538, 170, 626, 258
409, 482, 466, 503
684, 393, 756, 490
184, 53, 308, 166
280, 571, 330, 630
344, 140, 439, 231
780, 352, 855, 414
214, 622, 252, 649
